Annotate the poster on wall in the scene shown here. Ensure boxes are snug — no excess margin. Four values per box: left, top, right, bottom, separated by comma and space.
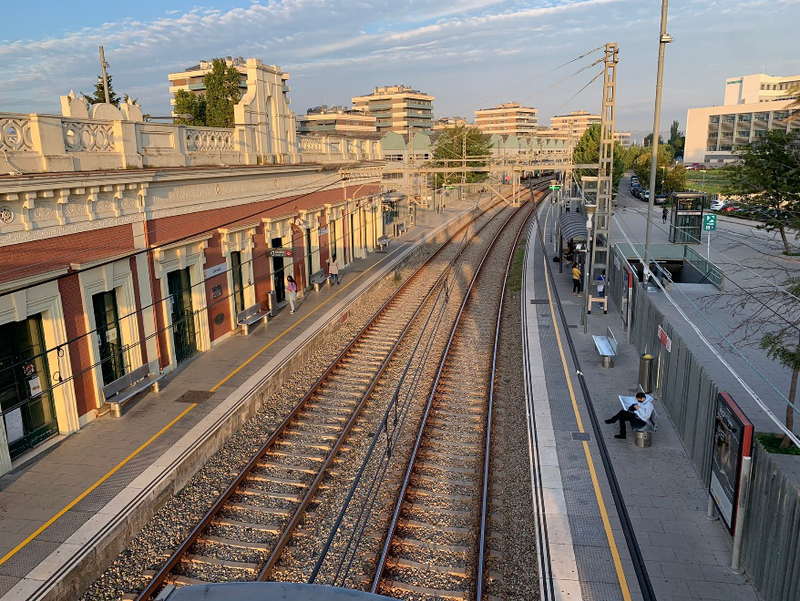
709, 391, 753, 533
28, 376, 42, 398
4, 408, 24, 443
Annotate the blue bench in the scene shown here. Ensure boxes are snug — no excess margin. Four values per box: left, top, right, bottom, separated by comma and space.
592, 326, 618, 368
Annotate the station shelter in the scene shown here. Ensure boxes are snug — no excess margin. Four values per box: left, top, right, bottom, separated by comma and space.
669, 192, 707, 244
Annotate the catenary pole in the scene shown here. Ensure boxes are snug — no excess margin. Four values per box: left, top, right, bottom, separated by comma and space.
99, 46, 110, 104
644, 0, 672, 279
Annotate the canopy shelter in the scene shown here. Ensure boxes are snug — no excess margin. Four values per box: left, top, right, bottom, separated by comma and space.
557, 211, 589, 273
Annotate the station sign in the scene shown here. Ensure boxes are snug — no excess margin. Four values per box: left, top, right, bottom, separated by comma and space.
269, 249, 293, 258
703, 214, 717, 231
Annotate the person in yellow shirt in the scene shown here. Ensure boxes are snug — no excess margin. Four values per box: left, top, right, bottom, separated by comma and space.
572, 263, 582, 296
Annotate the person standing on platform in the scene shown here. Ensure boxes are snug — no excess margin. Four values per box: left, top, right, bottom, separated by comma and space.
662, 207, 669, 224
572, 263, 582, 296
286, 275, 298, 314
327, 254, 340, 285
597, 270, 606, 298
605, 392, 653, 439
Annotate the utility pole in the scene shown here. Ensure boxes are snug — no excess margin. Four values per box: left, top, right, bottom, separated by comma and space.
644, 0, 673, 279
99, 46, 111, 104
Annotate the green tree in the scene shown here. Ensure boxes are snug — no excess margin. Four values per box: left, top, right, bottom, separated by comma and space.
722, 129, 800, 254
668, 120, 685, 158
82, 74, 121, 107
204, 59, 242, 128
620, 145, 647, 172
633, 145, 677, 193
430, 125, 491, 187
173, 90, 207, 125
643, 133, 664, 148
572, 124, 625, 194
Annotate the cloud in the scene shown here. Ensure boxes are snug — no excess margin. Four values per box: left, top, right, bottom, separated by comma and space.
0, 0, 797, 130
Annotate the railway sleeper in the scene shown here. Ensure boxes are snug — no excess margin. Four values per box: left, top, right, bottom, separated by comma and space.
393, 536, 469, 555
213, 517, 282, 534
422, 437, 482, 452
226, 501, 291, 517
257, 460, 319, 474
401, 517, 471, 533
238, 486, 305, 503
408, 487, 475, 503
413, 472, 476, 488
416, 460, 476, 475
380, 579, 467, 601
429, 412, 483, 425
246, 473, 307, 488
266, 449, 327, 462
184, 553, 259, 572
426, 425, 482, 440
431, 399, 485, 414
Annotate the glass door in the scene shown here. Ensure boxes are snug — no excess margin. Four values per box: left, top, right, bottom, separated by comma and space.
0, 316, 58, 459
271, 237, 286, 304
167, 268, 197, 364
92, 290, 127, 385
230, 251, 245, 315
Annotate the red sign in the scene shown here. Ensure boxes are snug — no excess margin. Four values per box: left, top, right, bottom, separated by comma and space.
658, 325, 672, 352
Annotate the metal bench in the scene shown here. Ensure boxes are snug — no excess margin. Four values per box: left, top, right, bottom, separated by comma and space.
377, 236, 390, 251
103, 364, 165, 418
619, 395, 658, 447
237, 303, 268, 335
592, 326, 618, 368
310, 270, 326, 292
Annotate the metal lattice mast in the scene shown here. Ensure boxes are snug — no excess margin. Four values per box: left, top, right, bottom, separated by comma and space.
590, 42, 618, 287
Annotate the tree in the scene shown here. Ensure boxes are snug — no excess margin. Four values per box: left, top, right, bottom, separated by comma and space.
722, 129, 800, 254
174, 90, 207, 126
643, 133, 664, 148
572, 124, 625, 194
430, 125, 491, 187
708, 276, 800, 450
82, 74, 121, 107
668, 119, 685, 158
204, 59, 242, 128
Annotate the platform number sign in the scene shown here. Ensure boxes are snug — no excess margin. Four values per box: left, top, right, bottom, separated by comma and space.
703, 214, 717, 231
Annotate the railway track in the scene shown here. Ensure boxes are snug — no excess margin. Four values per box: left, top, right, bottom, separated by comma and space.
134, 191, 529, 600
370, 197, 536, 601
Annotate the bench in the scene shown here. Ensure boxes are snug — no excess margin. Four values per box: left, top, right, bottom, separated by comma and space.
619, 395, 658, 447
377, 236, 391, 251
310, 270, 326, 292
103, 364, 165, 418
592, 326, 618, 368
237, 303, 268, 335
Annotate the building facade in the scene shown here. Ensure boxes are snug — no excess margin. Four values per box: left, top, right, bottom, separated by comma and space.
549, 110, 601, 140
685, 73, 800, 164
297, 106, 377, 134
723, 73, 800, 106
433, 116, 468, 131
168, 57, 250, 109
0, 61, 387, 475
474, 102, 538, 136
352, 85, 435, 134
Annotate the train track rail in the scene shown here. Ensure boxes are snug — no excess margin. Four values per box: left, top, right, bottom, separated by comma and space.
370, 196, 536, 600
134, 191, 529, 600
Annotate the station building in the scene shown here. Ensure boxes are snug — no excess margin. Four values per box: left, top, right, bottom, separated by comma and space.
0, 59, 386, 473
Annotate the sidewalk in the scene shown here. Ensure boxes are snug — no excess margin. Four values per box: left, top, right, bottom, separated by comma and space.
0, 199, 477, 599
526, 209, 760, 600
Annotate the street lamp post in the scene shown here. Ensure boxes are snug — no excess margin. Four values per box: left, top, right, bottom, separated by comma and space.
581, 215, 594, 334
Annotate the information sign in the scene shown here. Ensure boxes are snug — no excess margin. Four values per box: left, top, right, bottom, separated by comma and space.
318, 227, 329, 236
204, 263, 227, 279
4, 408, 24, 443
657, 325, 672, 352
710, 392, 753, 533
269, 249, 293, 258
703, 214, 717, 231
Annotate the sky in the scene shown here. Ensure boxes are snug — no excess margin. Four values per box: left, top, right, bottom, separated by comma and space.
1, 0, 799, 134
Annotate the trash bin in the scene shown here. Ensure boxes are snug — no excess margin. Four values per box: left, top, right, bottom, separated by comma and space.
639, 354, 654, 393
635, 430, 653, 448
267, 290, 276, 316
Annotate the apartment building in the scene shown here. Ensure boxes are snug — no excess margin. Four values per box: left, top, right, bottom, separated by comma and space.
297, 105, 377, 134
433, 116, 468, 131
549, 110, 601, 140
352, 85, 435, 134
474, 102, 538, 136
685, 73, 800, 164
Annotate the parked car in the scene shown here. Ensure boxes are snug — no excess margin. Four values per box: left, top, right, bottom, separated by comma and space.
720, 204, 741, 213
710, 199, 727, 211
631, 187, 643, 199
641, 190, 650, 201
654, 194, 669, 205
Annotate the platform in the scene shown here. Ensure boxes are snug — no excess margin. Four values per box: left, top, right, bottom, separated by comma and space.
0, 196, 486, 601
522, 205, 759, 600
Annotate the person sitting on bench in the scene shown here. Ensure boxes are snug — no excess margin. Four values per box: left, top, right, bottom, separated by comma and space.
605, 392, 653, 439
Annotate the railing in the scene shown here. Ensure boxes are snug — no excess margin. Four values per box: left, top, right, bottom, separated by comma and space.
61, 119, 116, 152
184, 127, 235, 152
0, 116, 33, 152
684, 245, 724, 289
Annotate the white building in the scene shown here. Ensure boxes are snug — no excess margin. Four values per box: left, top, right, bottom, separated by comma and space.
685, 73, 800, 164
297, 106, 376, 134
352, 85, 435, 134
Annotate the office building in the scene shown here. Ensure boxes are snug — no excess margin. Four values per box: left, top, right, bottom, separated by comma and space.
685, 73, 800, 164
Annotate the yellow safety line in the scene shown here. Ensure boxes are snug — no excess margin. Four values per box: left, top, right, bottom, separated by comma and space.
210, 244, 407, 391
0, 403, 196, 568
541, 252, 633, 601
